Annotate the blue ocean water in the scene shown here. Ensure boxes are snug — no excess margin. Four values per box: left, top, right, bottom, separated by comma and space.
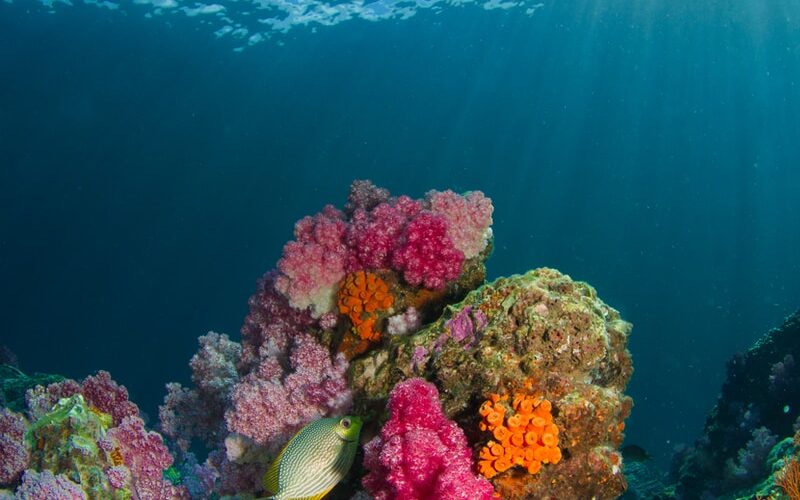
2, 0, 800, 475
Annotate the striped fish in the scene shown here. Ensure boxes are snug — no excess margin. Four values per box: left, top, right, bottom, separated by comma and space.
263, 416, 363, 500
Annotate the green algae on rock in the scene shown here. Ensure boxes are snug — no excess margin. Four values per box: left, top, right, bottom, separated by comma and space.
350, 267, 633, 499
25, 394, 131, 499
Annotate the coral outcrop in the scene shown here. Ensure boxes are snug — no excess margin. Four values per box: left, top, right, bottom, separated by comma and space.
35, 180, 633, 499
350, 267, 633, 499
673, 310, 800, 498
0, 370, 194, 499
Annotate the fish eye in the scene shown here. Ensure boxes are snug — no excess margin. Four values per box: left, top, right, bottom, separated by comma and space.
341, 418, 351, 428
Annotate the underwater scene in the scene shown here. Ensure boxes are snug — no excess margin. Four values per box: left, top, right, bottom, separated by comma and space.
2, 0, 800, 498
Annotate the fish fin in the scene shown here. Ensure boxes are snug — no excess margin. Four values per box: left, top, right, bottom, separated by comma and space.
294, 487, 335, 500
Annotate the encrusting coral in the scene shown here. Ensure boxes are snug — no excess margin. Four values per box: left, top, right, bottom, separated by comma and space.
337, 270, 395, 358
477, 383, 561, 479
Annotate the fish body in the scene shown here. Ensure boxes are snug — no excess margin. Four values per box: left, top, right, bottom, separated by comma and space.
621, 444, 651, 463
264, 416, 363, 500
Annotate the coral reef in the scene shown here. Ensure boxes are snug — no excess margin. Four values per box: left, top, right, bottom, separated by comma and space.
673, 310, 800, 498
0, 371, 188, 499
4, 181, 638, 499
350, 267, 633, 499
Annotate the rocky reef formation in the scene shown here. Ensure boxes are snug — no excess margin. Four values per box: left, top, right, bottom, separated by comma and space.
350, 267, 633, 499
2, 181, 636, 500
672, 310, 800, 499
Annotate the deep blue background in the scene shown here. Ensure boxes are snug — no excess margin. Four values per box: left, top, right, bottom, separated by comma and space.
2, 0, 800, 467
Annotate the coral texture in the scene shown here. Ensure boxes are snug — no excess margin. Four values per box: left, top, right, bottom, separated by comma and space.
427, 189, 493, 260
351, 268, 633, 499
0, 408, 29, 486
107, 416, 188, 499
224, 333, 351, 450
12, 470, 87, 500
159, 332, 240, 452
477, 387, 561, 479
337, 270, 395, 357
390, 212, 464, 290
274, 205, 349, 317
6, 371, 188, 500
362, 378, 495, 500
24, 370, 138, 425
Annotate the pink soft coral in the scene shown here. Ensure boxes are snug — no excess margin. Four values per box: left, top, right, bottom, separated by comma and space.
390, 212, 464, 290
427, 189, 493, 259
362, 378, 495, 500
107, 416, 188, 499
25, 371, 137, 425
346, 196, 422, 271
274, 205, 349, 317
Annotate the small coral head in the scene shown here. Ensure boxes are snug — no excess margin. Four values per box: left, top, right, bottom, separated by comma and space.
336, 270, 395, 358
477, 388, 561, 480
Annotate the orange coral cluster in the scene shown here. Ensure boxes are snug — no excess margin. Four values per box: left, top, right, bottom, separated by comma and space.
477, 390, 561, 479
777, 457, 800, 500
337, 270, 394, 357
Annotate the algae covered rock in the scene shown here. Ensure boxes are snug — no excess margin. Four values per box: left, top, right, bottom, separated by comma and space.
25, 394, 130, 499
350, 267, 633, 499
673, 310, 800, 498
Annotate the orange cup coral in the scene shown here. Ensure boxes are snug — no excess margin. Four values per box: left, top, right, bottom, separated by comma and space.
478, 389, 561, 480
337, 270, 394, 358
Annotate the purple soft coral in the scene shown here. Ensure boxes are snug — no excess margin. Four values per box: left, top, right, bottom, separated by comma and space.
159, 332, 240, 452
0, 408, 29, 486
25, 371, 138, 425
362, 378, 495, 500
239, 271, 316, 371
224, 333, 351, 451
13, 470, 87, 500
107, 416, 188, 499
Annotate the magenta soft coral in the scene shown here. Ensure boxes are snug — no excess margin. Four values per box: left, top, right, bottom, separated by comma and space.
346, 196, 421, 271
391, 212, 464, 290
362, 378, 495, 500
